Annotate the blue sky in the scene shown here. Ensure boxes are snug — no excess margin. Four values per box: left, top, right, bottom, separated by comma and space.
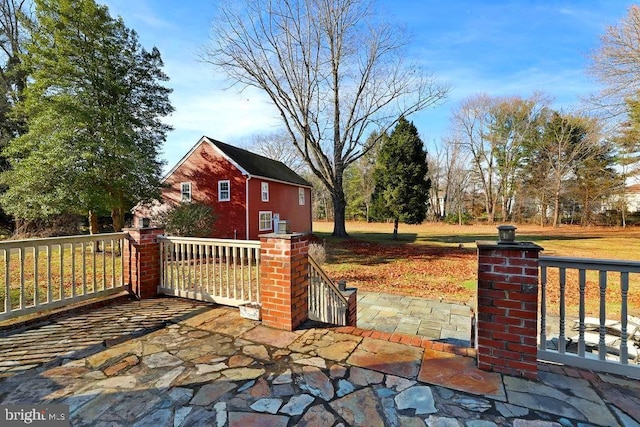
102, 0, 634, 170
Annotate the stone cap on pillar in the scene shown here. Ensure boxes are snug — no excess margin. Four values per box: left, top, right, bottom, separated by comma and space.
259, 232, 309, 240
476, 240, 543, 251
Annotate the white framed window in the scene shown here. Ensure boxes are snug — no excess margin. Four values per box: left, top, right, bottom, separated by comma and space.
218, 180, 230, 201
299, 187, 305, 205
259, 211, 272, 231
180, 182, 192, 202
261, 182, 269, 201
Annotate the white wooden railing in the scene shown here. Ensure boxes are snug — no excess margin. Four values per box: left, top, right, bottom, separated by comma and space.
0, 233, 127, 321
308, 255, 348, 326
539, 256, 640, 379
158, 236, 261, 307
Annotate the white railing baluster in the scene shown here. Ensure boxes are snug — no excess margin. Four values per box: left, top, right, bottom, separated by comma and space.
101, 242, 106, 291
620, 272, 629, 364
539, 265, 547, 350
34, 246, 39, 307
19, 247, 24, 309
92, 242, 97, 293
47, 246, 52, 304
559, 267, 566, 354
59, 244, 64, 300
81, 242, 87, 296
4, 249, 10, 314
599, 270, 607, 361
578, 269, 586, 357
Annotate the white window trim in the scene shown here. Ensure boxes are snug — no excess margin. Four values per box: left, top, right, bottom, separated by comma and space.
298, 187, 305, 205
218, 180, 230, 202
181, 182, 192, 202
261, 182, 269, 202
259, 211, 272, 231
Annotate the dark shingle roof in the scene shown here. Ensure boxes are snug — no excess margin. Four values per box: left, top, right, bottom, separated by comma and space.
207, 137, 311, 187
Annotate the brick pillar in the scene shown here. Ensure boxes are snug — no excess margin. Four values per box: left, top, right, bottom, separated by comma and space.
476, 240, 543, 379
344, 288, 358, 327
123, 227, 164, 299
260, 233, 309, 331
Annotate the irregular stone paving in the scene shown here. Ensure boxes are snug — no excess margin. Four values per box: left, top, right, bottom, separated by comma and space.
0, 299, 638, 426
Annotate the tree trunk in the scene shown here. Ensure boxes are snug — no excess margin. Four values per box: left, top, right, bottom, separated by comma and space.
331, 188, 348, 237
89, 210, 99, 235
111, 207, 124, 232
392, 217, 399, 240
88, 210, 101, 252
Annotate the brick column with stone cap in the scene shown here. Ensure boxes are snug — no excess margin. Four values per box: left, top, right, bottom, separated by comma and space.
260, 233, 309, 331
476, 239, 543, 379
123, 226, 164, 299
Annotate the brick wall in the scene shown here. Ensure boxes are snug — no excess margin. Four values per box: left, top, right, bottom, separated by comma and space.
476, 241, 543, 379
259, 233, 309, 331
123, 227, 163, 299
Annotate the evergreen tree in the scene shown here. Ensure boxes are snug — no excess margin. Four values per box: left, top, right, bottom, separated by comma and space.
0, 0, 173, 232
372, 117, 430, 240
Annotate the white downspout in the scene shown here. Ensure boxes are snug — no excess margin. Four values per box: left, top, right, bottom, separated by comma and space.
245, 175, 251, 240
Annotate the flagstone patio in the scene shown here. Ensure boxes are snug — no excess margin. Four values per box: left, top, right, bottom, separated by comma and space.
0, 297, 638, 426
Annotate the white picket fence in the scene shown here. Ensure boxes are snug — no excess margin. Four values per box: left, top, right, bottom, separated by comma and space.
0, 233, 127, 321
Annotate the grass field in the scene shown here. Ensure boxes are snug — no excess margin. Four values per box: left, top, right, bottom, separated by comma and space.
312, 221, 640, 317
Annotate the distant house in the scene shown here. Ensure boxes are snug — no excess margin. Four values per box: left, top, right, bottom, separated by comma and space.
140, 136, 312, 240
625, 184, 640, 212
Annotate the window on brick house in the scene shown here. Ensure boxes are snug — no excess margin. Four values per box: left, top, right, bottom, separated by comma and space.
299, 187, 305, 205
259, 211, 272, 231
218, 180, 230, 201
181, 182, 192, 202
261, 182, 269, 201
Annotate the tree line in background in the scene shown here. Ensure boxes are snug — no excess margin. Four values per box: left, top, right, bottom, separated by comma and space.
0, 0, 172, 236
308, 92, 634, 228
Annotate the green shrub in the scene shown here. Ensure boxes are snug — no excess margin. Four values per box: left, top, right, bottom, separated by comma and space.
154, 202, 216, 237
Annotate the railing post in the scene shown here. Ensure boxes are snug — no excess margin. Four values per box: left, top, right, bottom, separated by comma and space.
123, 226, 164, 299
259, 232, 309, 331
476, 238, 543, 379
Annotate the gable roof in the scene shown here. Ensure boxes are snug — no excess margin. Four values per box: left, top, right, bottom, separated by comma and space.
163, 136, 311, 188
627, 184, 640, 194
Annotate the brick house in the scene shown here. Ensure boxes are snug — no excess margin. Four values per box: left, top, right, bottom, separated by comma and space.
148, 136, 312, 240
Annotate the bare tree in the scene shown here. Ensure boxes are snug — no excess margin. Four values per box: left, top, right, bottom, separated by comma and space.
451, 94, 500, 222
588, 5, 640, 117
427, 136, 469, 221
243, 130, 307, 174
203, 0, 448, 237
536, 111, 603, 227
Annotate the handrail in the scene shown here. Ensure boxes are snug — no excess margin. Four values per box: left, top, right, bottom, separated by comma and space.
158, 235, 259, 248
308, 255, 347, 304
0, 232, 127, 249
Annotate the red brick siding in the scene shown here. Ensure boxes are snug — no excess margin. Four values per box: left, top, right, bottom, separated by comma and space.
162, 141, 247, 239
248, 179, 311, 240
